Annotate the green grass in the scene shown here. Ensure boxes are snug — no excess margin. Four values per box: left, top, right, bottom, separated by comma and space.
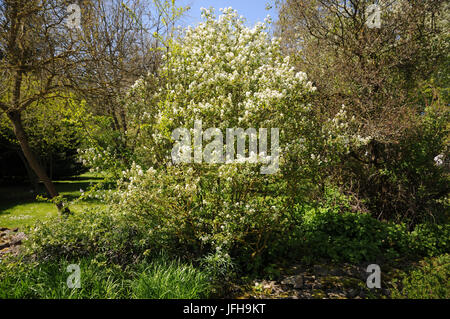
0, 173, 105, 229
0, 256, 212, 299
0, 257, 128, 299
131, 259, 212, 299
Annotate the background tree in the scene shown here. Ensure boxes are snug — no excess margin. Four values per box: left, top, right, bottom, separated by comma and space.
0, 95, 85, 191
0, 0, 185, 211
0, 0, 87, 211
276, 0, 449, 223
69, 0, 186, 175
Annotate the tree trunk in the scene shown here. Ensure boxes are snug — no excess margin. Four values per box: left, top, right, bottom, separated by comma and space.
7, 110, 68, 213
17, 149, 39, 194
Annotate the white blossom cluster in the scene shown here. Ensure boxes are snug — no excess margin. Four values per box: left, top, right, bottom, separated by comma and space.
129, 7, 315, 140
321, 105, 372, 159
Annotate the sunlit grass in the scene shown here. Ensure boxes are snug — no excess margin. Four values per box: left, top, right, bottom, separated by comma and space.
0, 173, 105, 229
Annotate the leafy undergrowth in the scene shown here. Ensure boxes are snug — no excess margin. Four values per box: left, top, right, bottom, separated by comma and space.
389, 254, 450, 299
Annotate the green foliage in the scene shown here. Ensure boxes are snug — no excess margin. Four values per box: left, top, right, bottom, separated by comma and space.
199, 252, 235, 281
407, 223, 450, 257
27, 210, 112, 260
0, 255, 211, 299
94, 9, 326, 274
293, 205, 449, 264
24, 172, 448, 278
298, 207, 400, 263
24, 180, 448, 280
108, 163, 300, 273
366, 102, 449, 223
0, 97, 87, 180
23, 98, 85, 163
131, 258, 211, 299
25, 208, 153, 265
390, 254, 450, 299
0, 257, 128, 299
277, 0, 449, 223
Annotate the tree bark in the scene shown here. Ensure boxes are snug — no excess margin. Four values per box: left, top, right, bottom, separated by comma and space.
7, 110, 67, 213
17, 149, 39, 194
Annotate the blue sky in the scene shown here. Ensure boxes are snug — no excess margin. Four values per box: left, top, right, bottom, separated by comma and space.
176, 0, 278, 28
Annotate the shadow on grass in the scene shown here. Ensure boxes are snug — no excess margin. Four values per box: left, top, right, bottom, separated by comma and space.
0, 208, 11, 217
56, 175, 104, 182
0, 176, 104, 210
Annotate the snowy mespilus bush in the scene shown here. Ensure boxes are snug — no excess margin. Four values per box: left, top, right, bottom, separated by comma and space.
110, 8, 324, 271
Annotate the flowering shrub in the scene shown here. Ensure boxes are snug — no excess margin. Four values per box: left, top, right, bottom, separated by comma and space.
108, 162, 291, 271
126, 7, 317, 170
69, 8, 449, 273
99, 8, 325, 270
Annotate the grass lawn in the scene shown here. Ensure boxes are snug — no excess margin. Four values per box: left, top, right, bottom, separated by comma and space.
0, 173, 106, 229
